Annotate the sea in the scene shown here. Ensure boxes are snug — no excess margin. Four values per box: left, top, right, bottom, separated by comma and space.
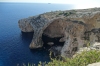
0, 2, 74, 66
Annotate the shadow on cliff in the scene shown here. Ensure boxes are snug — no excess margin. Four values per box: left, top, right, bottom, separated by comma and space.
21, 31, 34, 42
20, 32, 43, 52
42, 34, 64, 49
20, 32, 65, 54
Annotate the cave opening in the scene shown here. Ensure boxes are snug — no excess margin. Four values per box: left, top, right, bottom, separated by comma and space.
42, 34, 64, 50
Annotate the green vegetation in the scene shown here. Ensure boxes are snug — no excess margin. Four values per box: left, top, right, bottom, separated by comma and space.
46, 50, 100, 66
58, 10, 76, 17
20, 50, 100, 66
58, 12, 72, 16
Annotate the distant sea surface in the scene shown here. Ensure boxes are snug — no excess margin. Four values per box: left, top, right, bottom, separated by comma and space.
0, 2, 74, 66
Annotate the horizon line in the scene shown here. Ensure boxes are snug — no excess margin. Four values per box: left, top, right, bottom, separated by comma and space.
0, 2, 69, 4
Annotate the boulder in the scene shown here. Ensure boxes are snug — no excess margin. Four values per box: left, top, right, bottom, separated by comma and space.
47, 42, 54, 46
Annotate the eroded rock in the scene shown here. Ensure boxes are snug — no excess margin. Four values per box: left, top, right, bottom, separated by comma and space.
18, 18, 34, 32
47, 42, 54, 46
18, 8, 100, 58
49, 46, 62, 57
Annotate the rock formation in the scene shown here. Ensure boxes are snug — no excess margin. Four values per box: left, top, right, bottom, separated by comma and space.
18, 8, 100, 58
88, 62, 100, 66
49, 46, 62, 57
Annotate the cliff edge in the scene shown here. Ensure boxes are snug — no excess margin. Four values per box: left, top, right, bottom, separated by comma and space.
18, 8, 100, 57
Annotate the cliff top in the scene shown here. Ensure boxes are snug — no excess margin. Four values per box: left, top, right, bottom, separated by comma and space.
27, 7, 100, 20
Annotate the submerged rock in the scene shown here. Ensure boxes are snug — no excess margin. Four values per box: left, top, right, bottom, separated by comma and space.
18, 8, 100, 58
47, 42, 54, 46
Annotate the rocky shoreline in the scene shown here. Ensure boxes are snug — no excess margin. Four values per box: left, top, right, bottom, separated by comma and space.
18, 7, 100, 58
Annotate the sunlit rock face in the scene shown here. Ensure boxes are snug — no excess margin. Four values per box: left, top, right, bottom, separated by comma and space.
18, 8, 100, 58
18, 18, 34, 32
88, 62, 100, 66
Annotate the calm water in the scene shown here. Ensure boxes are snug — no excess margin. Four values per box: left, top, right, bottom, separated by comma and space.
0, 2, 74, 66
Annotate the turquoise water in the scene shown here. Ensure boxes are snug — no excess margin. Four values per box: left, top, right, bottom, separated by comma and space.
0, 2, 74, 66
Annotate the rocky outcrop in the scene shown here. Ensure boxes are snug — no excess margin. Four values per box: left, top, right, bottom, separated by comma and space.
18, 8, 100, 58
88, 62, 100, 66
18, 18, 34, 32
73, 42, 100, 58
73, 42, 100, 66
49, 46, 62, 57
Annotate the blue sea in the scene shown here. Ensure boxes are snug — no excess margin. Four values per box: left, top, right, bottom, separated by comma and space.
0, 2, 74, 66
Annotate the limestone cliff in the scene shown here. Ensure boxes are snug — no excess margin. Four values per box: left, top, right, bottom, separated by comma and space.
18, 8, 100, 57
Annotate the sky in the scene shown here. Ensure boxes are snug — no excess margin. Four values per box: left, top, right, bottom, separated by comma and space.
0, 0, 100, 9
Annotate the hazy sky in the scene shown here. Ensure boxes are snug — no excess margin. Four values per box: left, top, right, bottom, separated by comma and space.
0, 0, 100, 9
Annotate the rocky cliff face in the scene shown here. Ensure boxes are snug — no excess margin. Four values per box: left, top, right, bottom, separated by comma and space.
18, 8, 100, 58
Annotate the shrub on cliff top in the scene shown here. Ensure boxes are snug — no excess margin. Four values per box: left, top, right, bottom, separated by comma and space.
21, 50, 100, 66
58, 10, 76, 16
45, 50, 100, 66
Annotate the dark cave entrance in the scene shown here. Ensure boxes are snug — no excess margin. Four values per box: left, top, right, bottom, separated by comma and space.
42, 34, 64, 49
